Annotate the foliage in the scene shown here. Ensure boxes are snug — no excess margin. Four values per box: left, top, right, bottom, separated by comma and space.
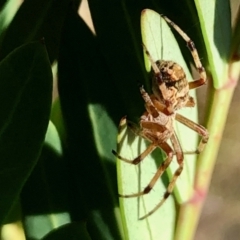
0, 0, 239, 239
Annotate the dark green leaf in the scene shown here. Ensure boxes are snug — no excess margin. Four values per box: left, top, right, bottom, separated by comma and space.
22, 121, 70, 239
0, 41, 52, 224
0, 0, 7, 12
0, 0, 69, 62
58, 9, 124, 240
41, 222, 91, 240
195, 0, 231, 88
231, 8, 240, 58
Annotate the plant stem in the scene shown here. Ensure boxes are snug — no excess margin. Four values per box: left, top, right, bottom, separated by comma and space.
174, 60, 240, 240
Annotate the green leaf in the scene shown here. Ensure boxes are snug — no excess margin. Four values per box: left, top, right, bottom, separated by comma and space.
58, 9, 124, 239
116, 118, 176, 240
116, 9, 199, 239
0, 0, 22, 31
44, 121, 62, 156
24, 213, 71, 240
195, 0, 231, 88
141, 9, 198, 205
21, 121, 70, 239
50, 98, 66, 145
41, 222, 91, 240
20, 117, 66, 240
0, 41, 52, 224
0, 0, 8, 12
0, 0, 69, 62
88, 0, 147, 121
231, 8, 240, 58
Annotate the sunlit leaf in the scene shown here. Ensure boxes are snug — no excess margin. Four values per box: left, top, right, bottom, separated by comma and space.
141, 8, 198, 205
116, 9, 199, 239
117, 118, 175, 240
195, 0, 231, 88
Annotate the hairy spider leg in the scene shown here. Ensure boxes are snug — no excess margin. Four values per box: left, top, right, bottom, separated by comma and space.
161, 15, 207, 90
176, 113, 209, 154
142, 43, 170, 102
139, 131, 184, 219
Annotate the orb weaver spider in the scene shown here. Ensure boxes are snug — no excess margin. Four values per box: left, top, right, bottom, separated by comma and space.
112, 14, 209, 219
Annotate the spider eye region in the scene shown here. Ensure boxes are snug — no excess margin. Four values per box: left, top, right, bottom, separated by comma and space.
159, 61, 185, 81
153, 60, 187, 90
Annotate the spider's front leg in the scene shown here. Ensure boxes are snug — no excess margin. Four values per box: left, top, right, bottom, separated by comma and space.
142, 44, 173, 112
161, 15, 207, 90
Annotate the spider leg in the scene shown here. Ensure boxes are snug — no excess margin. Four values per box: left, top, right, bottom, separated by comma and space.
142, 44, 169, 101
112, 119, 157, 164
142, 43, 160, 76
112, 87, 169, 166
161, 15, 207, 90
119, 141, 174, 199
176, 113, 209, 153
140, 131, 183, 219
140, 86, 170, 125
112, 143, 156, 165
139, 85, 160, 118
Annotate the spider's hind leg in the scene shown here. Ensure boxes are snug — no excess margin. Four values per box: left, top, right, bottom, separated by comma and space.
140, 131, 183, 219
119, 141, 174, 200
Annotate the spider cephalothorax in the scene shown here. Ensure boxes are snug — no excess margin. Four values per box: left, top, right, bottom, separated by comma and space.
152, 60, 195, 112
113, 13, 209, 219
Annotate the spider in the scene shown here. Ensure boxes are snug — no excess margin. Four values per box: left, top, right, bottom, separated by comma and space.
112, 14, 209, 219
